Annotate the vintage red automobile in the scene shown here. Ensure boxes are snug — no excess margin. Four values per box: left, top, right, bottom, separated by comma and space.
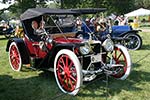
6, 8, 132, 95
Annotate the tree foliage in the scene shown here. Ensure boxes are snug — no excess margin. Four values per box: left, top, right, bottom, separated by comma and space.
1, 0, 47, 17
134, 0, 150, 9
9, 0, 37, 16
105, 0, 134, 14
63, 0, 134, 14
63, 0, 105, 8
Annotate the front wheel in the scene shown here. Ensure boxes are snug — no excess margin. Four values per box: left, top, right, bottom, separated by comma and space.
110, 44, 132, 80
124, 33, 142, 50
54, 49, 82, 95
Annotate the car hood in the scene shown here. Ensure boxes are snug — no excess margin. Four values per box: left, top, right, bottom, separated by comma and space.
54, 37, 83, 44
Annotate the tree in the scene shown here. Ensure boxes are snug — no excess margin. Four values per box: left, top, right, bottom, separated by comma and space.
9, 0, 37, 17
62, 0, 80, 8
104, 0, 134, 15
0, 0, 137, 19
134, 0, 150, 9
62, 0, 135, 15
62, 0, 105, 8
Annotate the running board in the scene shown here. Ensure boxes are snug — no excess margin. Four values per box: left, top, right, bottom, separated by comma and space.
106, 64, 124, 68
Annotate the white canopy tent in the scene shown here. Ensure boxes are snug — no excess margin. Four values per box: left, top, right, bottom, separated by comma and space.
125, 8, 150, 17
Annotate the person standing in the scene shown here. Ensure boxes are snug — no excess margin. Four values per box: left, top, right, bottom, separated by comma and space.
133, 16, 139, 29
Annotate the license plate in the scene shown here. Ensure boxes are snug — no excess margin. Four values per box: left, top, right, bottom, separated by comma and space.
91, 54, 101, 63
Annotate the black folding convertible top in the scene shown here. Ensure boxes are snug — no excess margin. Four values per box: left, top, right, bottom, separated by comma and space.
20, 8, 80, 21
20, 8, 106, 21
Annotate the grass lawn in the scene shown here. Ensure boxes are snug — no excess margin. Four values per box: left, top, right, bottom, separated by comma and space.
0, 31, 150, 100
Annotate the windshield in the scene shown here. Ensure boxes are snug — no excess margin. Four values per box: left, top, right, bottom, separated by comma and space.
44, 15, 74, 27
43, 15, 75, 34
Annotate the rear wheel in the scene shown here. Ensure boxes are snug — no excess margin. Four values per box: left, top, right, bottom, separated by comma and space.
124, 33, 142, 50
110, 45, 131, 80
54, 49, 82, 95
9, 42, 22, 71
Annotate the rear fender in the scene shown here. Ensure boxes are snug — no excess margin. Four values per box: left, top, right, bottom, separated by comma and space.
6, 38, 30, 64
119, 30, 141, 37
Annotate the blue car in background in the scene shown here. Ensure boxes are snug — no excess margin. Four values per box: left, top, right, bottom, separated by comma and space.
70, 8, 142, 50
110, 25, 142, 50
0, 20, 14, 38
76, 23, 142, 50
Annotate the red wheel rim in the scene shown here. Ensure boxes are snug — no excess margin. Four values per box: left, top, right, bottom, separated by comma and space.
56, 54, 77, 92
10, 45, 21, 70
112, 47, 127, 78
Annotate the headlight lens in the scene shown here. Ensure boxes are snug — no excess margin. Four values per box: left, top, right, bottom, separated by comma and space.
46, 37, 53, 43
79, 43, 91, 55
102, 39, 114, 52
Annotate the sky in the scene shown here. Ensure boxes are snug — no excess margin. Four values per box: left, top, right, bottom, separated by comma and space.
0, 0, 15, 4
0, 0, 15, 10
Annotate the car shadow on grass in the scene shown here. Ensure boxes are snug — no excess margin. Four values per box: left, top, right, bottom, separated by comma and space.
0, 37, 8, 40
140, 44, 150, 50
0, 35, 15, 40
0, 68, 149, 100
0, 71, 63, 100
76, 70, 150, 99
132, 63, 141, 68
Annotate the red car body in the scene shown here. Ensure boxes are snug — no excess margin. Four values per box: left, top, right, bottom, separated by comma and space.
6, 8, 132, 95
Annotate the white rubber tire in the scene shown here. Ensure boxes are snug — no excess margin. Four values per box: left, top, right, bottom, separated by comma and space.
114, 44, 132, 80
9, 42, 22, 71
124, 33, 142, 50
54, 49, 82, 95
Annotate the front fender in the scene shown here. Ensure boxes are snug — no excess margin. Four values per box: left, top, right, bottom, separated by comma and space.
46, 43, 78, 67
51, 43, 77, 57
6, 38, 30, 64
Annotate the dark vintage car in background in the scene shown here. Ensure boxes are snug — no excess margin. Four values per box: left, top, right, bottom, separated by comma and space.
6, 8, 132, 95
0, 22, 14, 38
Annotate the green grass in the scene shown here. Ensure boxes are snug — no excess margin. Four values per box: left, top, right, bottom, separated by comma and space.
0, 31, 150, 100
